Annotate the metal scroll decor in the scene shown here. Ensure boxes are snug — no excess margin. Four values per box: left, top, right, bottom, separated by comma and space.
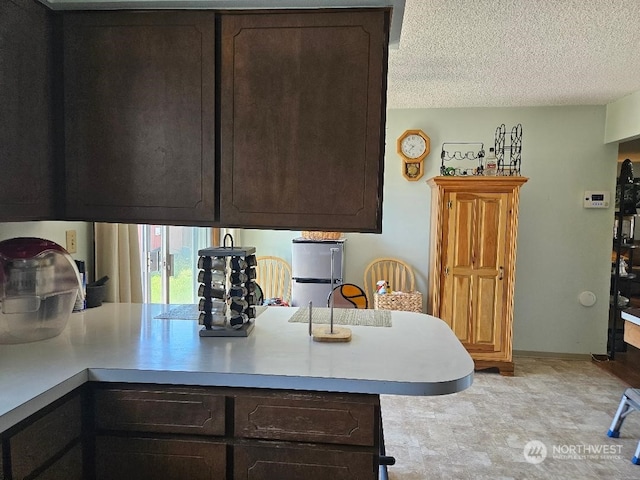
440, 123, 523, 176
495, 123, 522, 176
440, 142, 485, 176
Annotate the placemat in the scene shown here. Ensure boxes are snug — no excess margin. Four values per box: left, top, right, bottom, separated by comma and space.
288, 307, 391, 327
154, 304, 200, 320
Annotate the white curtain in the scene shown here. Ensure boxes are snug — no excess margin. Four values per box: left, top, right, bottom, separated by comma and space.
94, 223, 143, 303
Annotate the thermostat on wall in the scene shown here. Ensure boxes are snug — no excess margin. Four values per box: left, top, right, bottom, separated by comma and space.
584, 191, 610, 208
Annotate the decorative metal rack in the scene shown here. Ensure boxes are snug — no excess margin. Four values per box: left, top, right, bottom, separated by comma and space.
440, 142, 485, 176
495, 123, 523, 175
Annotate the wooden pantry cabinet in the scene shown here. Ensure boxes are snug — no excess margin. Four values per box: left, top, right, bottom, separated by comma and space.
219, 10, 389, 232
428, 176, 527, 376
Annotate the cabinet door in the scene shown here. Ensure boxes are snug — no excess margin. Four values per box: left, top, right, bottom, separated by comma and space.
0, 0, 56, 221
63, 11, 217, 225
220, 10, 389, 232
95, 436, 226, 480
440, 192, 508, 355
94, 385, 225, 436
234, 443, 377, 480
35, 443, 83, 480
9, 393, 83, 479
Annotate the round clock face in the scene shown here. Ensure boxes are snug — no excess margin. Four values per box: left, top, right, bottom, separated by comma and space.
401, 134, 427, 159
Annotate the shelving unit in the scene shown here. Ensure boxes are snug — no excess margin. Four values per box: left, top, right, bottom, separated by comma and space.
610, 179, 638, 358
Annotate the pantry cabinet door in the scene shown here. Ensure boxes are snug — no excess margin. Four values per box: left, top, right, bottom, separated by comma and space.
440, 192, 508, 355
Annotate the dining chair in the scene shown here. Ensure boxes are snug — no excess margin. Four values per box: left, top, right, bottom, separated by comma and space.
255, 256, 292, 304
327, 283, 368, 309
363, 257, 416, 305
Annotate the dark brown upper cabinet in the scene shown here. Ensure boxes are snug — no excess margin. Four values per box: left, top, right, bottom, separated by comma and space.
219, 10, 389, 232
63, 11, 217, 225
0, 0, 57, 221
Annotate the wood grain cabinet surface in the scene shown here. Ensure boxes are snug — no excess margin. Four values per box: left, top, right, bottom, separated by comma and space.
234, 443, 378, 480
0, 0, 56, 221
95, 437, 226, 480
234, 391, 378, 446
94, 385, 226, 436
93, 384, 382, 480
428, 176, 528, 376
63, 11, 217, 225
220, 10, 389, 232
8, 392, 83, 480
35, 443, 83, 480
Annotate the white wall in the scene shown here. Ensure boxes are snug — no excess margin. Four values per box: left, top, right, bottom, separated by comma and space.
605, 89, 640, 143
242, 105, 618, 355
0, 221, 94, 280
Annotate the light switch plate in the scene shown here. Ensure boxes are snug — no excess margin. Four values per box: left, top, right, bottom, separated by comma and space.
66, 230, 77, 254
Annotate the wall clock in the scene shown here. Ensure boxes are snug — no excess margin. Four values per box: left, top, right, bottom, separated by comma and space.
397, 129, 430, 181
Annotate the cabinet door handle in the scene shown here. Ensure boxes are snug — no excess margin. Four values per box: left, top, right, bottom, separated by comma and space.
498, 266, 504, 280
444, 266, 449, 276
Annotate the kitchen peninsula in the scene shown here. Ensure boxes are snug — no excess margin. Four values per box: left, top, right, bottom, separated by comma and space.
0, 304, 473, 479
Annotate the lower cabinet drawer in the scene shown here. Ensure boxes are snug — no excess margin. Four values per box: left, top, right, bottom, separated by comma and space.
95, 436, 226, 480
234, 443, 378, 480
94, 385, 225, 436
234, 391, 379, 446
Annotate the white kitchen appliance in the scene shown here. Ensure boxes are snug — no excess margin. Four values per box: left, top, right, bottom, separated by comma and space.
291, 238, 345, 307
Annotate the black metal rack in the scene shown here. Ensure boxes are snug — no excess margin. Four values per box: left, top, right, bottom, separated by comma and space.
610, 178, 637, 358
494, 123, 522, 176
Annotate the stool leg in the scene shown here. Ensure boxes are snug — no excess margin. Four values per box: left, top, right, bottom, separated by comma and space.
608, 394, 632, 438
633, 441, 640, 465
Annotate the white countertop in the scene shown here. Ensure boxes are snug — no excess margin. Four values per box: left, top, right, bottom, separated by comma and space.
0, 303, 473, 432
622, 308, 640, 326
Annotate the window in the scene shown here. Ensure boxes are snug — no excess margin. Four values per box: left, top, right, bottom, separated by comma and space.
138, 225, 216, 304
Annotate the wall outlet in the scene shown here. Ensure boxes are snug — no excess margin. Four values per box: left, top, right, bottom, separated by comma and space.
66, 230, 77, 254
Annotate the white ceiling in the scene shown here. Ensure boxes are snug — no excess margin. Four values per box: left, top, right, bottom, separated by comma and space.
40, 0, 640, 109
388, 0, 640, 108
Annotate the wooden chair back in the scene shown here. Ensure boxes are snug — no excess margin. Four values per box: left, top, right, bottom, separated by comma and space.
255, 256, 292, 303
363, 258, 416, 304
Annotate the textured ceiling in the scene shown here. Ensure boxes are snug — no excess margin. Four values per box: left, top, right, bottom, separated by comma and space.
387, 0, 640, 108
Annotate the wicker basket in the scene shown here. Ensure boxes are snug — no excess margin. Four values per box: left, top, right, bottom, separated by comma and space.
301, 231, 342, 240
374, 291, 423, 313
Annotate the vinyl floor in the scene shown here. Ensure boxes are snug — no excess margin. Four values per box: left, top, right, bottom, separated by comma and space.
381, 356, 640, 479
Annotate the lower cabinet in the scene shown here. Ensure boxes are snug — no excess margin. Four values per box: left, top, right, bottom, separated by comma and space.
95, 437, 226, 480
94, 384, 381, 480
234, 443, 378, 480
1, 391, 84, 480
2, 384, 382, 480
34, 444, 83, 480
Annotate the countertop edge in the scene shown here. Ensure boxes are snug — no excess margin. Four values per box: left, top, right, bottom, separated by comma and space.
1, 366, 474, 433
87, 367, 475, 396
0, 369, 89, 433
